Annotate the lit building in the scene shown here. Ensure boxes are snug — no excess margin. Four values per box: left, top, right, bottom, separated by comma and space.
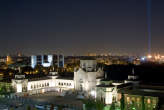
12, 72, 74, 94
74, 59, 104, 94
96, 80, 118, 104
31, 54, 64, 68
31, 55, 53, 68
6, 55, 14, 65
12, 59, 104, 96
58, 54, 64, 68
121, 94, 158, 110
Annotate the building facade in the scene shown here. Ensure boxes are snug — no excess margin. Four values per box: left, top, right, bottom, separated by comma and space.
31, 54, 64, 68
74, 60, 104, 94
12, 72, 74, 94
13, 59, 103, 96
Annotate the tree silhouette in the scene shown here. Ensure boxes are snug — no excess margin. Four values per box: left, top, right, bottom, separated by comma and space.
110, 102, 115, 110
50, 104, 54, 110
27, 105, 31, 110
95, 100, 105, 110
142, 96, 145, 110
120, 93, 125, 110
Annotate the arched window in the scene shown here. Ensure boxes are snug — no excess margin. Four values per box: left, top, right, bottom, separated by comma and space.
80, 84, 83, 91
31, 85, 33, 89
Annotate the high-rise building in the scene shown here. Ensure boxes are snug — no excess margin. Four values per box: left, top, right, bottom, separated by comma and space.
31, 54, 64, 68
6, 55, 14, 65
31, 55, 53, 68
58, 54, 64, 68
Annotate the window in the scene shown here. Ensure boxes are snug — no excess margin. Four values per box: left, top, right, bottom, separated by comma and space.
137, 98, 140, 103
80, 84, 83, 91
127, 97, 130, 103
147, 99, 151, 104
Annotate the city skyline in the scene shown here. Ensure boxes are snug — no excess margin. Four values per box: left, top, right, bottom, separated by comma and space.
0, 0, 164, 55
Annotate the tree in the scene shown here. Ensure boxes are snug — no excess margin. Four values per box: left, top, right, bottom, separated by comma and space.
27, 105, 31, 110
58, 105, 63, 110
110, 102, 115, 110
82, 99, 95, 110
95, 100, 105, 110
120, 93, 125, 110
0, 85, 7, 95
142, 96, 145, 110
9, 86, 15, 93
50, 104, 54, 110
130, 101, 136, 110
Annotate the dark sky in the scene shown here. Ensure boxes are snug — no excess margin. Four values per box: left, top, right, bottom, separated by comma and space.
0, 0, 164, 56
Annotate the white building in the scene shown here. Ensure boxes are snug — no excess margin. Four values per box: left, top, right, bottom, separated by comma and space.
31, 54, 64, 68
74, 60, 104, 95
31, 55, 53, 68
96, 80, 120, 105
12, 72, 74, 94
12, 59, 104, 96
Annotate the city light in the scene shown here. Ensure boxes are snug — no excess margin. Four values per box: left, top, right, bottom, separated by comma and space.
147, 54, 152, 59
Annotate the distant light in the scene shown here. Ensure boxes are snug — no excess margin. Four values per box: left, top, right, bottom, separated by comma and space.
132, 107, 136, 110
17, 84, 22, 93
90, 90, 96, 98
147, 55, 152, 59
141, 56, 146, 61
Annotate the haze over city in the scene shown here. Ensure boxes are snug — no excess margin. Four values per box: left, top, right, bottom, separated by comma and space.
1, 0, 164, 110
0, 0, 164, 55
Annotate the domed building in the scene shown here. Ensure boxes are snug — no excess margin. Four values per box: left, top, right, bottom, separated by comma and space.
74, 59, 104, 95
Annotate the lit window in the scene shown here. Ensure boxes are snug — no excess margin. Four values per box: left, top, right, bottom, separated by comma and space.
153, 99, 157, 105
147, 99, 151, 104
137, 98, 140, 103
127, 97, 130, 103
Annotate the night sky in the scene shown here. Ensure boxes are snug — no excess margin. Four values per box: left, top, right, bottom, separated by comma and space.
0, 0, 164, 56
